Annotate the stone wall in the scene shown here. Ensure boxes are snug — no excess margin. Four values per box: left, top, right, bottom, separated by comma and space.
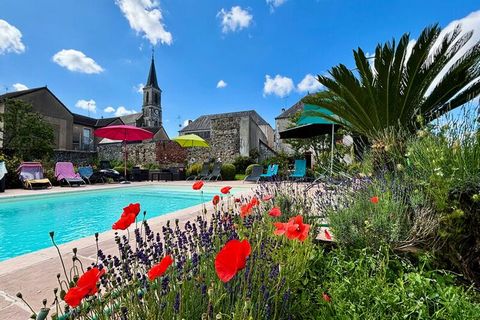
156, 140, 188, 167
210, 116, 241, 163
53, 150, 97, 165
98, 142, 157, 166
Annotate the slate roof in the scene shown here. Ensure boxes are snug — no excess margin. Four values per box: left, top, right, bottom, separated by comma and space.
180, 110, 270, 133
275, 101, 304, 120
145, 57, 160, 90
0, 87, 46, 100
120, 113, 143, 125
72, 113, 123, 127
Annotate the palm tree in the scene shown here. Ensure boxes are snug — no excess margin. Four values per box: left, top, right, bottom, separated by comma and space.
303, 24, 480, 138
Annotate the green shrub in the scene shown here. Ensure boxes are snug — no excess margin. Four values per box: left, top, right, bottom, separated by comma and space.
298, 247, 480, 319
233, 156, 254, 174
328, 176, 413, 250
186, 162, 203, 177
245, 163, 260, 175
1, 154, 22, 188
221, 163, 236, 180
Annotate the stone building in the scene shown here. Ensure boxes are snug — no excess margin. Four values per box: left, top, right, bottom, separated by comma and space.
274, 100, 305, 154
179, 110, 275, 163
0, 86, 122, 152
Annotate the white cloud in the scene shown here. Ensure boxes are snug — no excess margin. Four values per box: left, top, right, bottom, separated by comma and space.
53, 49, 104, 74
75, 99, 97, 113
134, 83, 144, 93
297, 74, 323, 93
0, 19, 25, 55
115, 0, 172, 45
266, 0, 287, 11
405, 39, 416, 62
183, 119, 191, 127
104, 106, 116, 113
216, 80, 228, 88
217, 6, 253, 33
12, 83, 28, 91
114, 106, 137, 116
263, 74, 294, 98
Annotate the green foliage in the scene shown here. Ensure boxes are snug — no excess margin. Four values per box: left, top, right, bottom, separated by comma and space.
0, 99, 55, 160
300, 248, 480, 319
245, 163, 259, 175
303, 24, 480, 138
220, 163, 236, 180
262, 152, 291, 178
328, 177, 413, 249
0, 154, 22, 188
234, 173, 246, 180
232, 156, 254, 174
186, 162, 203, 177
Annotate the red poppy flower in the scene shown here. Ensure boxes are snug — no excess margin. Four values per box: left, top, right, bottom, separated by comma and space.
112, 215, 134, 230
64, 267, 105, 307
192, 181, 204, 190
123, 203, 140, 217
285, 215, 310, 242
148, 255, 173, 281
268, 207, 282, 217
64, 286, 89, 308
212, 195, 220, 206
215, 239, 251, 283
322, 292, 331, 303
250, 197, 260, 207
240, 203, 253, 218
370, 196, 379, 204
262, 195, 273, 202
273, 222, 287, 236
234, 198, 241, 203
220, 186, 232, 194
324, 229, 332, 240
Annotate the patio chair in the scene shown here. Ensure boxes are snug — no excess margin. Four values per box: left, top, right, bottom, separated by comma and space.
17, 162, 52, 189
206, 162, 222, 181
244, 165, 263, 183
55, 162, 86, 187
289, 159, 307, 181
260, 164, 279, 181
186, 163, 209, 181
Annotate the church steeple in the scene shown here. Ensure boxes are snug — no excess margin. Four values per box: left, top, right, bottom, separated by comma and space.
142, 53, 162, 127
146, 55, 160, 90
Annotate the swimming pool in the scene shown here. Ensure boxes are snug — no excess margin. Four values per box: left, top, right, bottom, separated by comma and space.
0, 186, 218, 261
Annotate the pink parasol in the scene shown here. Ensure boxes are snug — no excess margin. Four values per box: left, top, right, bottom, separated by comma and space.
94, 125, 154, 179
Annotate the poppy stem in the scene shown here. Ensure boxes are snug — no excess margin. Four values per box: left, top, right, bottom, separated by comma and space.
50, 235, 69, 282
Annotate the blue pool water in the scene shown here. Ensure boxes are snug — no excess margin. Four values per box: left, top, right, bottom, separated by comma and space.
0, 186, 217, 261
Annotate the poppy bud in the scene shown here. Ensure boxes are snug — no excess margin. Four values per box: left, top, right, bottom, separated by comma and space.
56, 273, 61, 279
16, 292, 22, 299
42, 298, 47, 307
59, 289, 66, 300
73, 248, 77, 255
49, 231, 54, 239
29, 314, 35, 319
95, 232, 99, 240
53, 288, 58, 295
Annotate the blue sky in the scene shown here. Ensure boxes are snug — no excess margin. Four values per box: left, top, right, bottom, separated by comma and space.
1, 0, 479, 136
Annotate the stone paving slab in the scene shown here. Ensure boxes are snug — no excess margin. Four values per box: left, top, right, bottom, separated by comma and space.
0, 181, 255, 320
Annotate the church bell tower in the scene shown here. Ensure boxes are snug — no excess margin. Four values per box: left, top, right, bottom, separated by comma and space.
142, 55, 162, 127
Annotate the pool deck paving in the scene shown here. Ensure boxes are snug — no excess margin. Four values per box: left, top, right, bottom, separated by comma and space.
0, 181, 255, 320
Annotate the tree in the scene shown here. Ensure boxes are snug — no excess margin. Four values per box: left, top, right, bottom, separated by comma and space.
303, 24, 480, 139
0, 98, 54, 160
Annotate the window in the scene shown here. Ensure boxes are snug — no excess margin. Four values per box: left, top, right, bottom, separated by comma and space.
145, 92, 150, 104
82, 128, 92, 150
154, 92, 158, 104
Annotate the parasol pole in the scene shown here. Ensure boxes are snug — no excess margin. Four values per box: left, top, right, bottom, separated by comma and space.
124, 140, 127, 179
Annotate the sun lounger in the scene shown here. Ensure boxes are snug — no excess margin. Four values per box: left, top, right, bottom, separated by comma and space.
98, 161, 124, 182
206, 162, 222, 181
260, 164, 278, 181
17, 162, 52, 189
186, 163, 210, 181
55, 162, 85, 187
290, 159, 307, 181
244, 165, 263, 183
